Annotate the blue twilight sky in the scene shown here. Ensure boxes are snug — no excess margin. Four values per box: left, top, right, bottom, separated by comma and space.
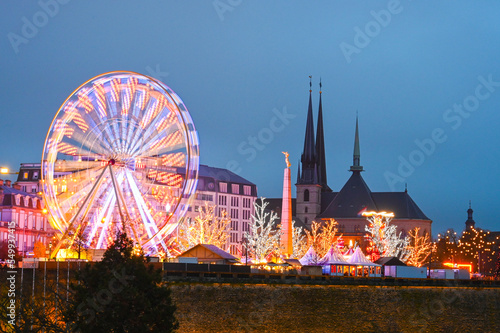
1, 1, 499, 236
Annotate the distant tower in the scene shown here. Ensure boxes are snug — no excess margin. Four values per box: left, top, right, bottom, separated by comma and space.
315, 79, 332, 192
350, 115, 364, 173
280, 152, 293, 257
296, 77, 322, 227
465, 201, 476, 230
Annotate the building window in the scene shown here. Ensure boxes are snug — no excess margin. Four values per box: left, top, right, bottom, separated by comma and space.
194, 206, 199, 212
243, 185, 251, 196
305, 207, 308, 213
304, 217, 308, 225
218, 195, 227, 206
243, 198, 252, 208
230, 233, 238, 243
230, 244, 238, 255
354, 225, 360, 233
231, 220, 238, 231
231, 197, 239, 207
219, 182, 227, 193
230, 209, 238, 219
231, 184, 240, 194
242, 210, 250, 220
23, 172, 28, 179
33, 171, 39, 180
304, 189, 310, 202
242, 221, 249, 232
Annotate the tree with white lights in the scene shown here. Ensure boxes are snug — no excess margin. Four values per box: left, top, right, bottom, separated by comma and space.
179, 203, 231, 251
364, 212, 409, 261
406, 227, 433, 267
292, 220, 307, 258
243, 197, 281, 262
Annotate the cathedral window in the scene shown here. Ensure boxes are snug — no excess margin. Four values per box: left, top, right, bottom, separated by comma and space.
304, 189, 310, 202
305, 207, 308, 213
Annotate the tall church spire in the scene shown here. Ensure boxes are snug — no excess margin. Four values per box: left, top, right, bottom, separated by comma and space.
315, 79, 331, 192
350, 114, 363, 173
298, 76, 317, 184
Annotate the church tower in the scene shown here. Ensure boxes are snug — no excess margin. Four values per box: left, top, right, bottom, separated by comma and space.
296, 78, 323, 227
465, 201, 476, 230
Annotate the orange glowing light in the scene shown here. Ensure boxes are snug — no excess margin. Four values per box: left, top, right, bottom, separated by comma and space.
443, 262, 472, 273
362, 211, 394, 218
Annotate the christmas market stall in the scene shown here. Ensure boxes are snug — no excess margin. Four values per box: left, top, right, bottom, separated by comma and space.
347, 247, 382, 277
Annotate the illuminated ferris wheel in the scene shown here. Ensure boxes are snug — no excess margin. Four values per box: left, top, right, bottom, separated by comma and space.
41, 71, 199, 257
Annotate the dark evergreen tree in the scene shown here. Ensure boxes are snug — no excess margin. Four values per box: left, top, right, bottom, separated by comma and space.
66, 232, 178, 332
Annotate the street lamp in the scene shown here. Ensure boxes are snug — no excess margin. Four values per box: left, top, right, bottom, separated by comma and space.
0, 167, 19, 175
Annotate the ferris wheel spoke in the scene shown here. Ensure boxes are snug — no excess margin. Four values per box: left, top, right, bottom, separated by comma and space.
125, 171, 166, 252
96, 202, 116, 249
86, 186, 116, 247
51, 165, 109, 257
131, 127, 183, 159
126, 108, 176, 156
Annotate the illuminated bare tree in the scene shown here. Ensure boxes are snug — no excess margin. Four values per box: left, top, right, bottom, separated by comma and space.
292, 220, 307, 258
406, 227, 433, 267
179, 203, 231, 251
244, 197, 280, 262
305, 219, 339, 258
364, 212, 409, 261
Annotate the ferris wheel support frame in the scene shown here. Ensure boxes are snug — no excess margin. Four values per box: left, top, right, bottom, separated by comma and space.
50, 165, 108, 258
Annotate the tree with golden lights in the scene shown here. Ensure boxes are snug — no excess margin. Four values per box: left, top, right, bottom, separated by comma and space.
364, 212, 410, 261
33, 240, 47, 258
457, 227, 498, 274
436, 229, 459, 263
178, 203, 231, 252
305, 219, 339, 258
243, 197, 281, 262
405, 227, 433, 267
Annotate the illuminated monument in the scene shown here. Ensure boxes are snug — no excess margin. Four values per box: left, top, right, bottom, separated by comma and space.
280, 152, 292, 257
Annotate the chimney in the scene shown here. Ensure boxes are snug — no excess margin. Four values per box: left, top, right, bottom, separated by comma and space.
5, 180, 11, 187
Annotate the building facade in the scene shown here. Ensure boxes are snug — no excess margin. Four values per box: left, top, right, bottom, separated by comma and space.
0, 179, 54, 257
184, 165, 257, 256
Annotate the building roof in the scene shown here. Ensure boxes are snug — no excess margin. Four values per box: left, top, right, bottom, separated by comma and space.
317, 172, 430, 220
318, 172, 377, 219
375, 257, 407, 266
179, 244, 238, 261
197, 165, 255, 186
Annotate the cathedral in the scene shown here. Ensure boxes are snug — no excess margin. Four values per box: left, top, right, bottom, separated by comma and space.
269, 81, 432, 245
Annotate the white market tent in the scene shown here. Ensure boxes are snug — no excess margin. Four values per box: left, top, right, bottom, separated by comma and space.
346, 247, 382, 277
320, 245, 348, 265
299, 246, 319, 265
320, 245, 352, 276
